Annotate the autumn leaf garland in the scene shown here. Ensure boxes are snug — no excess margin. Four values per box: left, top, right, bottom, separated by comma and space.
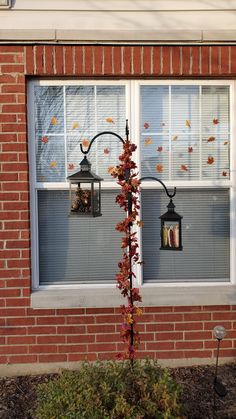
109, 140, 142, 361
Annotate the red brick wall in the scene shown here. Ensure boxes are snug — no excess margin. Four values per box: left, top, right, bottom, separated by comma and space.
0, 45, 236, 366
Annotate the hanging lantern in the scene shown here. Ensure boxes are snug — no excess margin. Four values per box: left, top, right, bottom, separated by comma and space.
159, 199, 183, 250
67, 156, 103, 217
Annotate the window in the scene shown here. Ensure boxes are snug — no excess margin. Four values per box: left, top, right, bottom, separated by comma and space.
29, 80, 233, 291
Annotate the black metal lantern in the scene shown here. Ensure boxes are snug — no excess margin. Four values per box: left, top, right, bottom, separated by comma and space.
159, 199, 183, 251
67, 156, 103, 217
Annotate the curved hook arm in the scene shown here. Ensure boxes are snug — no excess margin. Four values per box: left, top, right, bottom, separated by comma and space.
139, 176, 176, 199
80, 131, 125, 155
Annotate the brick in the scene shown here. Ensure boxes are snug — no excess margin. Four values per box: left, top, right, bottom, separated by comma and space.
1, 64, 24, 73
96, 333, 119, 343
58, 344, 87, 353
0, 308, 26, 316
2, 163, 28, 172
37, 335, 66, 344
0, 270, 21, 279
2, 123, 26, 133
156, 350, 185, 359
6, 317, 34, 326
4, 202, 29, 211
184, 313, 211, 321
7, 259, 30, 268
67, 335, 95, 344
35, 45, 44, 74
45, 45, 54, 74
74, 46, 83, 75
3, 182, 28, 191
216, 349, 236, 357
4, 221, 29, 230
66, 316, 94, 325
0, 231, 19, 239
57, 325, 85, 334
0, 289, 20, 297
27, 308, 55, 316
84, 45, 93, 75
211, 46, 220, 75
86, 308, 113, 315
0, 345, 28, 355
0, 174, 18, 181
176, 341, 203, 350
6, 298, 30, 307
184, 350, 212, 358
146, 341, 174, 351
182, 46, 191, 75
205, 340, 232, 349
0, 327, 27, 335
87, 324, 115, 333
113, 46, 122, 75
202, 305, 231, 311
2, 84, 25, 94
37, 316, 65, 325
95, 314, 121, 324
68, 353, 97, 362
213, 312, 236, 321
201, 46, 210, 75
0, 74, 16, 83
162, 46, 171, 75
88, 343, 116, 352
29, 345, 58, 354
6, 240, 29, 249
6, 279, 30, 288
123, 46, 131, 76
93, 46, 103, 75
0, 114, 17, 122
191, 47, 200, 75
0, 356, 8, 363
143, 46, 152, 75
38, 354, 67, 363
155, 332, 183, 341
103, 46, 113, 75
171, 47, 181, 75
8, 355, 38, 364
154, 313, 183, 322
7, 336, 36, 345
54, 45, 63, 75
65, 46, 73, 74
0, 133, 17, 142
151, 47, 161, 75
132, 46, 141, 75
146, 323, 174, 332
175, 322, 203, 331
185, 331, 212, 340
0, 94, 16, 104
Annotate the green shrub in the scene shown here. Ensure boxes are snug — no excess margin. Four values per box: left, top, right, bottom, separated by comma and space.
34, 359, 182, 419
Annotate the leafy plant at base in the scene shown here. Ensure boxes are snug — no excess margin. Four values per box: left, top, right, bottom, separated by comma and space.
108, 140, 142, 360
34, 359, 183, 419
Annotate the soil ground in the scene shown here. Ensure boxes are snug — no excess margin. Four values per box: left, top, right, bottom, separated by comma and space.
0, 363, 235, 419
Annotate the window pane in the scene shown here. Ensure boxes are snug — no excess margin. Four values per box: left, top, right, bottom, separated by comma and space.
141, 188, 230, 282
140, 84, 230, 181
38, 190, 122, 284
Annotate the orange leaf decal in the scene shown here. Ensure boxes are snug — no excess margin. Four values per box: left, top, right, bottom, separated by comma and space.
144, 122, 149, 129
51, 116, 58, 125
68, 163, 75, 170
157, 146, 163, 152
104, 148, 110, 155
106, 117, 115, 124
39, 176, 46, 182
137, 220, 144, 227
180, 164, 188, 172
185, 120, 191, 128
172, 135, 178, 141
207, 156, 214, 165
50, 161, 57, 168
224, 141, 229, 145
213, 118, 219, 125
145, 138, 152, 145
188, 147, 193, 153
82, 139, 90, 148
207, 136, 215, 143
41, 136, 48, 144
222, 171, 228, 177
72, 122, 79, 130
156, 164, 163, 173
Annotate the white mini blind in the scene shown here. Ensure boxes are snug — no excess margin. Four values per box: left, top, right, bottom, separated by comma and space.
38, 190, 122, 284
141, 189, 230, 282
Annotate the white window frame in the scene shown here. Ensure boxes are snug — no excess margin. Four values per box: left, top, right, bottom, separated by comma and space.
28, 79, 236, 308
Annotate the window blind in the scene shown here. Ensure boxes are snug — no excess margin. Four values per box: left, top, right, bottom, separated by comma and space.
141, 189, 230, 282
38, 190, 122, 284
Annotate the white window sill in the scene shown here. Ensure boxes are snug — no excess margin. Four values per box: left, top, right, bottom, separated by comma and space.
31, 284, 236, 308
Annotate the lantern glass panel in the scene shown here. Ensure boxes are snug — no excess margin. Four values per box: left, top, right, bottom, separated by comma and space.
69, 181, 101, 217
161, 220, 181, 250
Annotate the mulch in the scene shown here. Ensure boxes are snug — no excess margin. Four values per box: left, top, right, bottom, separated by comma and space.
0, 363, 235, 418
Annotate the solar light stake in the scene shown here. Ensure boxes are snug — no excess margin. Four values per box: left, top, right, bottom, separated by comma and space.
213, 325, 227, 398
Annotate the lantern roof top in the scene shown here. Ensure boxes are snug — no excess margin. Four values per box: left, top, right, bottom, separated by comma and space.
67, 168, 103, 182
